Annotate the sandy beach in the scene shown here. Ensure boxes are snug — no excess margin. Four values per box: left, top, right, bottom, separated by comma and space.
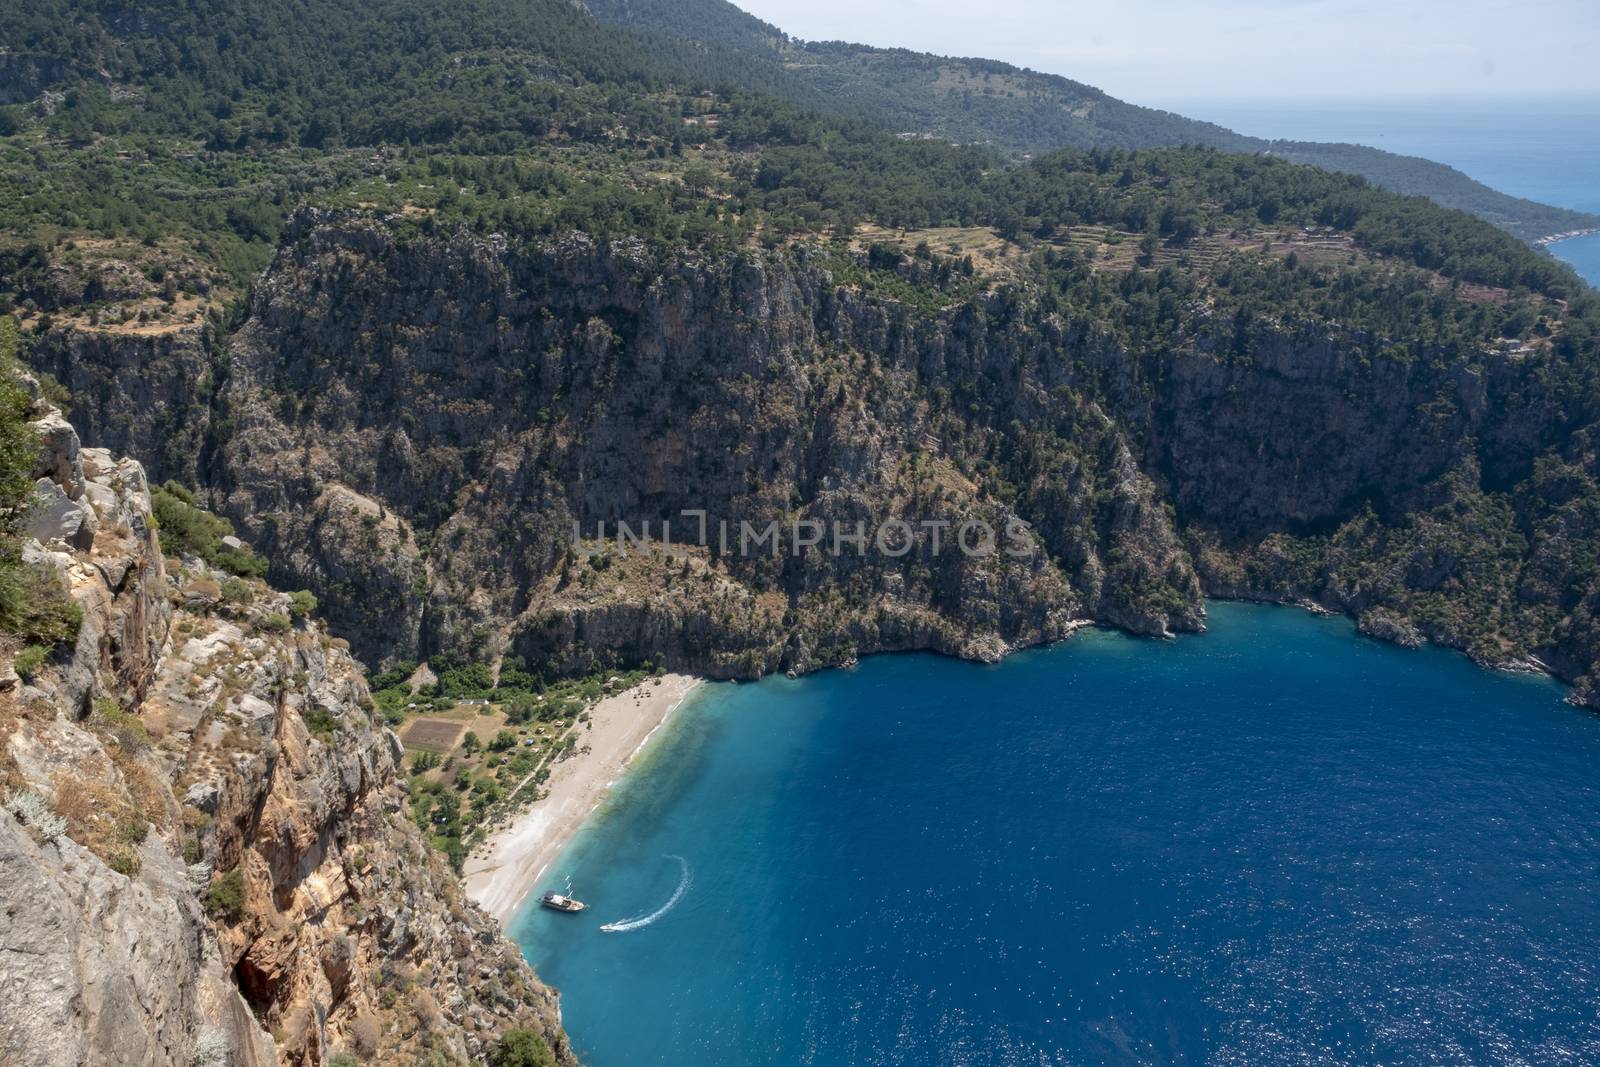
462, 672, 703, 926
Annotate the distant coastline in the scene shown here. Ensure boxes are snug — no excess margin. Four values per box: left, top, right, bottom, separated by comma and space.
1546, 229, 1600, 289
463, 673, 704, 925
1537, 226, 1600, 248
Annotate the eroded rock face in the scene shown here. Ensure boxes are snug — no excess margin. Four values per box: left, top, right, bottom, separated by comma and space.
40, 215, 1600, 704
200, 220, 1205, 672
29, 322, 218, 489
0, 53, 73, 105
0, 811, 264, 1067
0, 402, 573, 1067
26, 476, 96, 550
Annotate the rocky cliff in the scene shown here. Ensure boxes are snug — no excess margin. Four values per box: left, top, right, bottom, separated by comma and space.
45, 217, 1199, 676
0, 392, 573, 1066
33, 213, 1600, 706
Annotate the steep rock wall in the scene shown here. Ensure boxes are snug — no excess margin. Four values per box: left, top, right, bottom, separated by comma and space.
212, 219, 1196, 671
36, 215, 1600, 704
0, 395, 573, 1066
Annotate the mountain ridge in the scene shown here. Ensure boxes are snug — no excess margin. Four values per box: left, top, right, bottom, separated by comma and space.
580, 0, 1600, 243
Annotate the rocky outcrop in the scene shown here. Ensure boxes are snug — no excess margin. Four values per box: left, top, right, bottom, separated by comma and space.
0, 399, 573, 1066
0, 53, 75, 105
11, 383, 169, 715
1357, 608, 1426, 649
0, 810, 267, 1067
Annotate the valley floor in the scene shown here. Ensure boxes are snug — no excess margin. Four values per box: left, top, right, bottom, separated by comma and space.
462, 673, 703, 924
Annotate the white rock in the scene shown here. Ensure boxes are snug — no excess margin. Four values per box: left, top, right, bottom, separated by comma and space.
184, 779, 222, 814
79, 447, 115, 480
236, 694, 277, 736
112, 457, 150, 501
29, 410, 85, 501
82, 479, 118, 511
26, 478, 97, 550
22, 541, 74, 571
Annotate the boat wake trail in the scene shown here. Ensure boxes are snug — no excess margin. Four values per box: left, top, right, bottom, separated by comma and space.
599, 856, 691, 933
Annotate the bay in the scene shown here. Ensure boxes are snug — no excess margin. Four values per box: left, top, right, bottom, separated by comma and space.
515, 602, 1600, 1066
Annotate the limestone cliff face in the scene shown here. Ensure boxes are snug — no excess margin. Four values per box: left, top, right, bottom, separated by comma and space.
0, 397, 572, 1066
200, 217, 1197, 673
1098, 321, 1486, 529
40, 213, 1600, 704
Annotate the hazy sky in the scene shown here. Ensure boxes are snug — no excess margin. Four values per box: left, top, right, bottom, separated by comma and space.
732, 0, 1600, 104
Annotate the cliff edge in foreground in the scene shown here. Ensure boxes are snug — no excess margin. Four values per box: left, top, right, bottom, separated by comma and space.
0, 386, 573, 1066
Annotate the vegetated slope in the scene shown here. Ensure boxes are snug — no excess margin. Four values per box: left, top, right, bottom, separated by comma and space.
0, 0, 701, 286
580, 0, 1600, 243
8, 0, 1600, 713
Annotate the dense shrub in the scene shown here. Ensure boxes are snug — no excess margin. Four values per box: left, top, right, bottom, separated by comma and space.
219, 578, 254, 605
303, 708, 337, 738
0, 317, 58, 653
203, 866, 247, 923
255, 612, 291, 634
5, 564, 83, 648
492, 1029, 557, 1067
369, 661, 418, 690
150, 482, 269, 577
12, 643, 45, 681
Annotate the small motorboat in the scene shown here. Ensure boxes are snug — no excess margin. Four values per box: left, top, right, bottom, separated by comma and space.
541, 890, 587, 913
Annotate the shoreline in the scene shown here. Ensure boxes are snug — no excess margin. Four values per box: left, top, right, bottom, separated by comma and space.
462, 672, 703, 926
1536, 225, 1600, 247
461, 599, 1589, 932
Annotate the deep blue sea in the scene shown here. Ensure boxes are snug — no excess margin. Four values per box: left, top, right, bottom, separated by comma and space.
514, 603, 1600, 1065
1165, 96, 1600, 287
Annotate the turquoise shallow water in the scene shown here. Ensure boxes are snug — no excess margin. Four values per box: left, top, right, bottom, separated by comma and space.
514, 603, 1600, 1065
